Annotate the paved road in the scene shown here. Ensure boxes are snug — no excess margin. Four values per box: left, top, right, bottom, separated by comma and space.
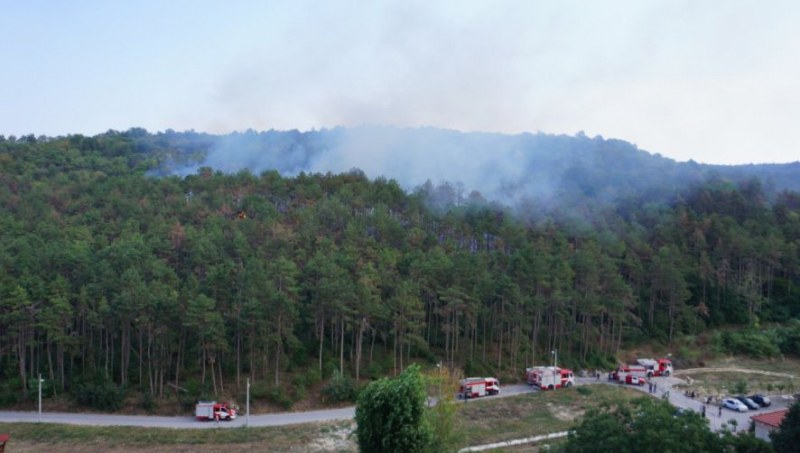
0, 375, 788, 430
0, 406, 356, 429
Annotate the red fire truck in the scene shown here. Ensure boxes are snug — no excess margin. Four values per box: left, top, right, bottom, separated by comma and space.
460, 377, 501, 398
195, 401, 237, 421
635, 358, 673, 377
612, 358, 673, 381
525, 366, 575, 390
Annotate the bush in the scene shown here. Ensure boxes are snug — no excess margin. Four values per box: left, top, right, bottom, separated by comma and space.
183, 378, 202, 398
0, 377, 22, 406
720, 330, 780, 358
267, 386, 294, 410
288, 369, 320, 403
583, 352, 616, 370
72, 380, 125, 411
321, 370, 358, 404
462, 358, 491, 378
249, 382, 294, 409
775, 320, 800, 355
363, 362, 385, 380
179, 394, 196, 411
577, 386, 593, 396
249, 381, 272, 400
355, 364, 432, 452
139, 392, 155, 412
293, 368, 321, 389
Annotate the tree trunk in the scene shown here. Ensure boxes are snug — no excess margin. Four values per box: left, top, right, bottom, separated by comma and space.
339, 315, 345, 375
275, 314, 282, 386
355, 318, 365, 381
318, 315, 325, 377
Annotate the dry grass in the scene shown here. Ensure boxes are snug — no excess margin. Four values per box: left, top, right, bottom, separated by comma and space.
1, 386, 643, 452
13, 358, 796, 453
456, 384, 642, 448
671, 356, 800, 399
0, 420, 357, 453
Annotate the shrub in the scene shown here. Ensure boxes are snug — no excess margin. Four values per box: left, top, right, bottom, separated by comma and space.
139, 392, 156, 412
179, 394, 196, 411
321, 370, 358, 404
249, 381, 271, 400
293, 368, 321, 389
72, 380, 125, 411
577, 386, 593, 396
249, 381, 293, 409
364, 361, 389, 380
355, 364, 432, 452
0, 377, 22, 406
720, 330, 780, 358
183, 378, 202, 397
267, 386, 294, 410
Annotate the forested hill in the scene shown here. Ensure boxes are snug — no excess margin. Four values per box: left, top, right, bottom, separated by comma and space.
0, 130, 799, 408
143, 127, 800, 212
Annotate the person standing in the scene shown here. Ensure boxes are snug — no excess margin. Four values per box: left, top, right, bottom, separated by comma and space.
701, 405, 706, 418
718, 405, 723, 417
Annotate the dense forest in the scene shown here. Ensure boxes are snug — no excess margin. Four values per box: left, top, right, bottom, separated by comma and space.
1, 129, 799, 408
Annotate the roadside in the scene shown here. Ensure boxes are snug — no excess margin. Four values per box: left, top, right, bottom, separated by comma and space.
457, 372, 794, 452
1, 365, 797, 452
641, 374, 792, 433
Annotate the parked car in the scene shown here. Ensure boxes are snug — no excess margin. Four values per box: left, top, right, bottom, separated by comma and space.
735, 396, 760, 410
749, 394, 772, 407
723, 398, 749, 412
626, 375, 647, 386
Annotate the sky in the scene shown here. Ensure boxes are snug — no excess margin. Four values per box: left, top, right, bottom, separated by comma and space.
1, 0, 798, 165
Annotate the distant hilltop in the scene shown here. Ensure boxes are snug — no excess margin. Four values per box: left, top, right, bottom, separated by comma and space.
7, 127, 800, 214
141, 126, 800, 208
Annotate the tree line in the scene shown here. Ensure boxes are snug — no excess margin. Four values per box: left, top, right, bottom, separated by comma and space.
0, 131, 799, 403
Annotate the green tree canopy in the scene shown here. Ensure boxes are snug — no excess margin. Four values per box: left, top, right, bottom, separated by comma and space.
563, 397, 771, 453
355, 364, 432, 453
770, 400, 800, 452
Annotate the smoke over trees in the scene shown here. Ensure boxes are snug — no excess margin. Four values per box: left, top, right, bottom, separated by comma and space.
0, 129, 799, 410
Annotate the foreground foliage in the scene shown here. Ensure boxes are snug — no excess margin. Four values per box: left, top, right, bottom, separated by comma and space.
563, 398, 772, 453
355, 364, 432, 452
770, 400, 800, 452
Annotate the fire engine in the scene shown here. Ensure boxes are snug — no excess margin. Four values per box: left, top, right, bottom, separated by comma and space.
195, 401, 237, 421
459, 377, 500, 398
525, 366, 575, 390
612, 358, 673, 381
635, 358, 673, 377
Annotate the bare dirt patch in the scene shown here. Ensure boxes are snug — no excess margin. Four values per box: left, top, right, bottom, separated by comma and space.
305, 422, 357, 452
547, 403, 584, 422
676, 367, 795, 379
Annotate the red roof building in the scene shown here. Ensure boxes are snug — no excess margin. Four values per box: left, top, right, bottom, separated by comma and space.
751, 409, 788, 442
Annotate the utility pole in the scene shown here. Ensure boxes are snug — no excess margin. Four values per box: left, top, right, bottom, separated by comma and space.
551, 350, 557, 369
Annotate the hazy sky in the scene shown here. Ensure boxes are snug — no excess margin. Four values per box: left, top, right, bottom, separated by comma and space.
2, 0, 798, 164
